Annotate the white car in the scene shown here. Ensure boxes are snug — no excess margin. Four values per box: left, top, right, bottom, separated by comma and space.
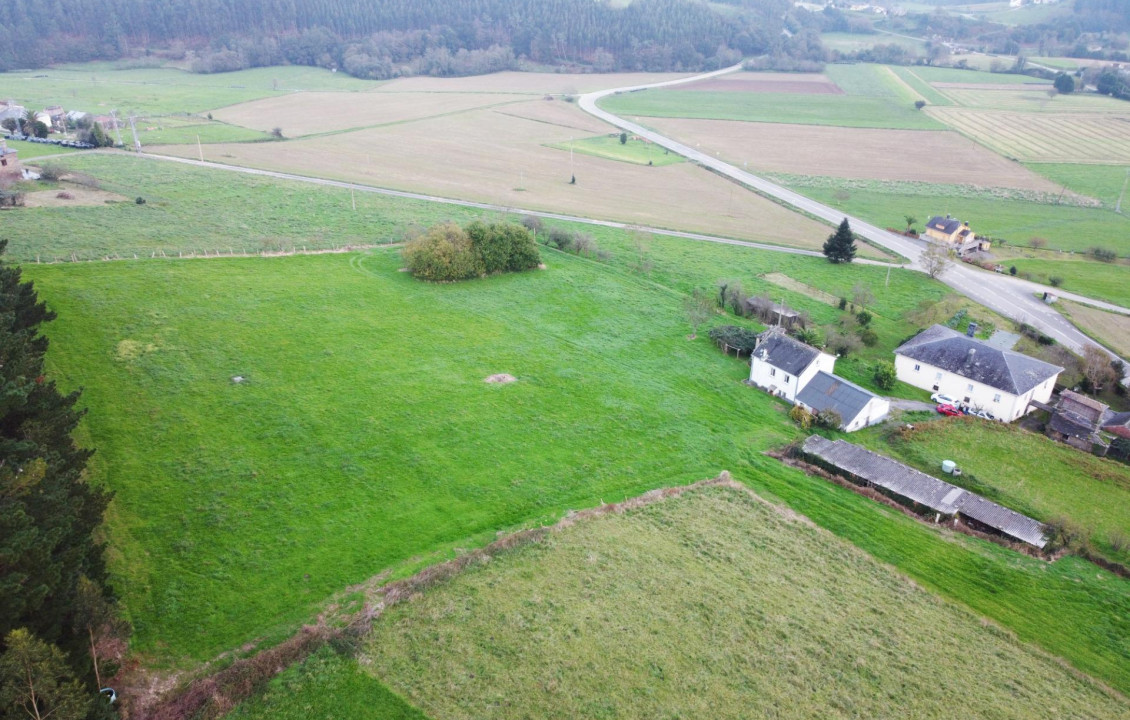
930, 392, 958, 407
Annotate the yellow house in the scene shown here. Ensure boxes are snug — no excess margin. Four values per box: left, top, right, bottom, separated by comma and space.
924, 215, 989, 255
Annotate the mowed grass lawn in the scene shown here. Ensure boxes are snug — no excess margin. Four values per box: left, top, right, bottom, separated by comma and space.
1006, 255, 1130, 307
27, 249, 794, 663
855, 420, 1130, 564
312, 487, 1128, 719
546, 134, 684, 166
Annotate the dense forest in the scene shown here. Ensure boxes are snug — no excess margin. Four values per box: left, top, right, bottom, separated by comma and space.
0, 0, 819, 76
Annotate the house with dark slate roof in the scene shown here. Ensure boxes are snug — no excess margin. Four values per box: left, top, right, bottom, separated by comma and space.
923, 214, 989, 256
1047, 390, 1111, 454
796, 371, 890, 432
748, 328, 835, 402
895, 324, 1062, 421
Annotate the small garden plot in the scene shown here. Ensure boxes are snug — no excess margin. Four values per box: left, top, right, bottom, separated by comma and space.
362, 484, 1129, 720
763, 272, 839, 306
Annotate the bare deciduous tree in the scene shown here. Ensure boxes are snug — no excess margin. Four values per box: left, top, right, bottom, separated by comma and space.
922, 243, 954, 279
683, 288, 714, 340
1082, 344, 1116, 393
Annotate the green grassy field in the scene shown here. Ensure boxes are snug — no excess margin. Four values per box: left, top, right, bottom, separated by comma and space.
545, 134, 684, 166
901, 65, 1050, 85
27, 248, 789, 663
0, 154, 500, 261
821, 32, 926, 56
357, 485, 1128, 719
0, 65, 378, 116
132, 117, 273, 145
855, 420, 1130, 564
1006, 255, 1130, 307
766, 174, 1130, 260
888, 66, 953, 106
1029, 163, 1130, 209
599, 90, 944, 130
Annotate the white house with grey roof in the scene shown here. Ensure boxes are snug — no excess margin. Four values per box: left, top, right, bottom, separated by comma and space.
894, 325, 1062, 421
748, 328, 835, 402
796, 371, 890, 432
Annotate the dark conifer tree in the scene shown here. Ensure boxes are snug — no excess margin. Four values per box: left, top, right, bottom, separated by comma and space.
0, 241, 111, 672
823, 218, 856, 264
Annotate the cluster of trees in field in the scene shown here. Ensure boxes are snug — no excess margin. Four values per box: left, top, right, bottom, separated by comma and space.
402, 221, 541, 282
0, 0, 823, 76
0, 242, 121, 719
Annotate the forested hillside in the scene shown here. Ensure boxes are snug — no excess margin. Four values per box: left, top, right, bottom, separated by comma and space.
0, 0, 809, 76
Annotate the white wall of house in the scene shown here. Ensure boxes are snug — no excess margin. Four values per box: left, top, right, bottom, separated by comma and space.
894, 354, 1056, 421
749, 351, 835, 402
845, 396, 891, 432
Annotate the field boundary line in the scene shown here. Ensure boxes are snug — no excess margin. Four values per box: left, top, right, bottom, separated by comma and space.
128, 473, 749, 720
279, 98, 531, 140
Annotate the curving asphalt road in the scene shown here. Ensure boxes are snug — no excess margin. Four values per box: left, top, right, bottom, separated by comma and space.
577, 66, 1129, 368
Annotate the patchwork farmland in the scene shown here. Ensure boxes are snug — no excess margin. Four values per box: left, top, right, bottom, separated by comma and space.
930, 108, 1130, 163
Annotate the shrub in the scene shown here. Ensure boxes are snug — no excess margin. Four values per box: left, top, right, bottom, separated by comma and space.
572, 233, 595, 256
792, 326, 823, 346
856, 310, 872, 327
37, 164, 67, 182
546, 227, 574, 250
838, 297, 848, 311
789, 405, 813, 430
814, 409, 842, 430
135, 196, 146, 205
520, 215, 544, 235
708, 325, 760, 355
401, 222, 483, 281
1048, 275, 1063, 287
860, 329, 878, 347
1009, 265, 1017, 276
873, 360, 896, 390
1091, 247, 1117, 263
826, 329, 862, 357
914, 100, 927, 109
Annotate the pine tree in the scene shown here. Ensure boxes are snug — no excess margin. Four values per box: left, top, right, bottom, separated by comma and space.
0, 241, 111, 671
823, 218, 856, 264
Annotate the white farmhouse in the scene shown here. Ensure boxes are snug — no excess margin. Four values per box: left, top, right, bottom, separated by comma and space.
796, 371, 891, 432
749, 328, 835, 402
894, 325, 1062, 421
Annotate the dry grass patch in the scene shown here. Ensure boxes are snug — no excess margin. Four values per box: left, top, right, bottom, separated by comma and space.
375, 71, 693, 94
362, 485, 1129, 719
929, 108, 1130, 163
214, 91, 524, 136
763, 272, 839, 305
640, 118, 1061, 189
151, 103, 829, 251
1059, 299, 1130, 358
489, 99, 611, 134
22, 185, 128, 207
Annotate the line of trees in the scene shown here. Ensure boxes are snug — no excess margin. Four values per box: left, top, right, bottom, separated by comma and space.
0, 0, 812, 76
0, 241, 120, 719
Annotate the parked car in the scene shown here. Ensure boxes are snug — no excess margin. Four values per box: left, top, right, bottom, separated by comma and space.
937, 404, 962, 417
930, 392, 958, 406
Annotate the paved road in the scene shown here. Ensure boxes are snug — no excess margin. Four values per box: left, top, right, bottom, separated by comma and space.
577, 67, 1129, 367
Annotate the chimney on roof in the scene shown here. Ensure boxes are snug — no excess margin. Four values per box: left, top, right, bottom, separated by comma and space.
964, 347, 976, 367
946, 214, 951, 219
966, 322, 978, 337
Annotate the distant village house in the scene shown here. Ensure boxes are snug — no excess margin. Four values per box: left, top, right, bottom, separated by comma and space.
924, 215, 989, 256
0, 139, 21, 186
894, 325, 1062, 421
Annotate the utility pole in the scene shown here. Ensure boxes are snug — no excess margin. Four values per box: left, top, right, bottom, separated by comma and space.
351, 187, 356, 211
110, 110, 124, 147
885, 264, 891, 288
197, 135, 204, 162
127, 114, 141, 152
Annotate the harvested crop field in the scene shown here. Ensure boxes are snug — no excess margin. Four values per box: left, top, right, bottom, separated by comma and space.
152, 102, 829, 250
1059, 300, 1130, 358
639, 118, 1061, 189
362, 485, 1130, 720
372, 71, 693, 94
214, 91, 524, 136
929, 108, 1130, 163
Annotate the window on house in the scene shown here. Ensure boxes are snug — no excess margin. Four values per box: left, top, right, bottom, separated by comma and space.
914, 363, 920, 371
770, 368, 776, 377
993, 393, 1001, 403
784, 375, 790, 384
967, 384, 974, 392
935, 372, 943, 381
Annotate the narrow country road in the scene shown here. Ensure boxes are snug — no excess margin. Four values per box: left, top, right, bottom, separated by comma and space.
577, 66, 1129, 369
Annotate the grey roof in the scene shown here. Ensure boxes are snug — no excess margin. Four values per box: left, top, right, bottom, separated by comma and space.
895, 325, 1062, 396
1101, 411, 1130, 439
800, 435, 1047, 548
796, 371, 879, 425
926, 216, 962, 235
0, 104, 25, 122
752, 329, 820, 376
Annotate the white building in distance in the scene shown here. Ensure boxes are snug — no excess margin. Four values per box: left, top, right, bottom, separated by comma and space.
749, 328, 835, 402
894, 325, 1062, 421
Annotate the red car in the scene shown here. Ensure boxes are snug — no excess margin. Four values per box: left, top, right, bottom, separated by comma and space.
936, 404, 962, 417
